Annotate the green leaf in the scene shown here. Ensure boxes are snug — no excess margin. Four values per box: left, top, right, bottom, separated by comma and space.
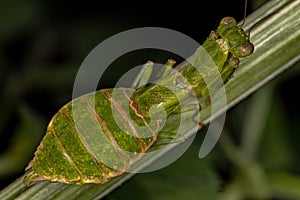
269, 172, 300, 199
106, 135, 220, 200
0, 0, 299, 199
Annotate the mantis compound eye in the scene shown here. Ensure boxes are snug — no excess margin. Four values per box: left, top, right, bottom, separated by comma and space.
233, 42, 254, 58
220, 17, 237, 26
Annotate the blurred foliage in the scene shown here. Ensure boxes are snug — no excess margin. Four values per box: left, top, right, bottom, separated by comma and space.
105, 134, 220, 200
1, 0, 300, 199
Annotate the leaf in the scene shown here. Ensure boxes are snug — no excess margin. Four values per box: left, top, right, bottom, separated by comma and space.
0, 0, 300, 199
106, 134, 220, 200
269, 172, 300, 199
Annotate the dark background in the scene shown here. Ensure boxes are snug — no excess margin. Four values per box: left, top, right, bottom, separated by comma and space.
1, 0, 300, 199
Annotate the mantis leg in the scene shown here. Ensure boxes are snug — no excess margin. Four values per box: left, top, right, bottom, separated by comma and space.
132, 59, 177, 89
131, 61, 154, 88
131, 59, 184, 150
156, 59, 176, 79
150, 131, 185, 150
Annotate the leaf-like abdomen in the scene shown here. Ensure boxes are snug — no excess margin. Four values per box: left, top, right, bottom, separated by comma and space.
24, 88, 157, 185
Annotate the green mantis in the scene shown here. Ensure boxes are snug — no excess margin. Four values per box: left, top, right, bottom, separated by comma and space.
23, 16, 254, 186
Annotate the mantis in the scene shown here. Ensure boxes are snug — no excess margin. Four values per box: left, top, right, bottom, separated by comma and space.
23, 15, 254, 185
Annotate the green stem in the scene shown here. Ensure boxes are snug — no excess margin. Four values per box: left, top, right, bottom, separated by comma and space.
1, 0, 299, 199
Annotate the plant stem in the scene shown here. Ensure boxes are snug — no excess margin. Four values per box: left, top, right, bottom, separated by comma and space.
0, 0, 299, 199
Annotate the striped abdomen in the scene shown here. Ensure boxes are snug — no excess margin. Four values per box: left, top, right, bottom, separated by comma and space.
24, 88, 158, 185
